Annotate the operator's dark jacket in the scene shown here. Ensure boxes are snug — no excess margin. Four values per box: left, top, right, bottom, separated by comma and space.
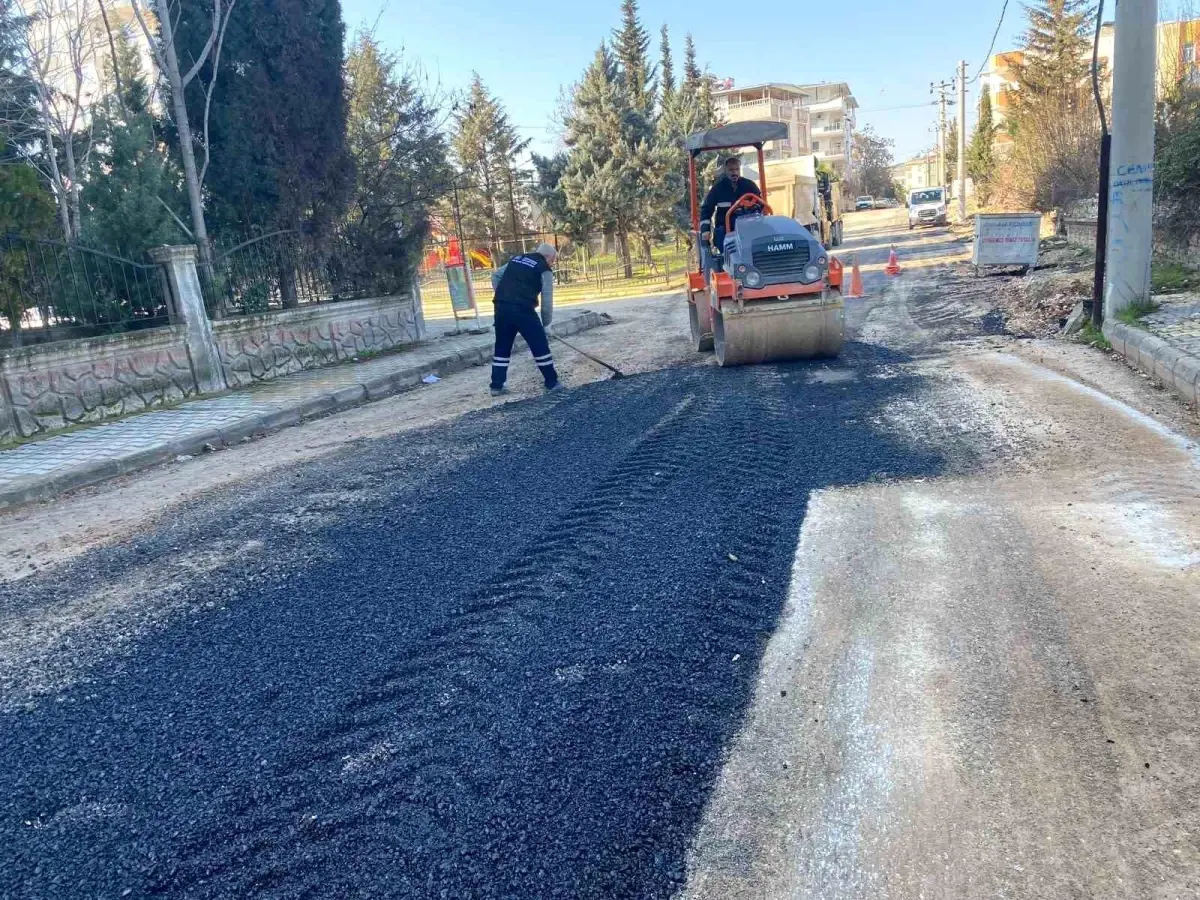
700, 176, 762, 235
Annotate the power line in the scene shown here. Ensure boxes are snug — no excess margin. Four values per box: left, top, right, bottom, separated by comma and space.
857, 100, 940, 113
970, 0, 1011, 83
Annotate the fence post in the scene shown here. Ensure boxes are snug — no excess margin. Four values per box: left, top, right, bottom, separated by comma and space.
150, 244, 227, 395
410, 276, 428, 341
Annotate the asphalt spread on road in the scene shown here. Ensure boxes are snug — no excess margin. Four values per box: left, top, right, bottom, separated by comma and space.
1, 340, 972, 899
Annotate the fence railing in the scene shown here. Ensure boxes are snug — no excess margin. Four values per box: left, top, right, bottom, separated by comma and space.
0, 236, 168, 345
417, 231, 688, 319
201, 230, 386, 318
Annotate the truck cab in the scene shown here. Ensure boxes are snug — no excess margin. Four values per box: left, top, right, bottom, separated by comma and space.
908, 187, 947, 229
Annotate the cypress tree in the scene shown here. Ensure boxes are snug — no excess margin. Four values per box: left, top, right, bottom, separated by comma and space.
174, 0, 352, 237
967, 86, 996, 204
659, 25, 675, 109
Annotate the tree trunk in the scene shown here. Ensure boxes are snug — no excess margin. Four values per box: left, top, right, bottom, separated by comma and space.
63, 138, 82, 240
617, 228, 633, 279
279, 262, 298, 309
39, 112, 72, 242
155, 2, 211, 270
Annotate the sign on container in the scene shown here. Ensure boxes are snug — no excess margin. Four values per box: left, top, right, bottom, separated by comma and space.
972, 213, 1042, 275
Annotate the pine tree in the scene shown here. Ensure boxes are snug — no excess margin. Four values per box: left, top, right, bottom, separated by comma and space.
968, 86, 997, 204
1007, 0, 1100, 208
563, 42, 648, 277
659, 25, 675, 108
343, 35, 451, 290
174, 0, 352, 239
1016, 0, 1095, 101
614, 0, 655, 117
452, 74, 530, 258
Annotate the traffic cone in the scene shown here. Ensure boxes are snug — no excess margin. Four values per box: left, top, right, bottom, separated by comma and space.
885, 246, 902, 276
845, 253, 864, 298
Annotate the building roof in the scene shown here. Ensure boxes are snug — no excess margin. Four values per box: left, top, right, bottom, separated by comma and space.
711, 82, 812, 99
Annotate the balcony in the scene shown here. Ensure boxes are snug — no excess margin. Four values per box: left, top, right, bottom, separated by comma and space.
721, 98, 798, 123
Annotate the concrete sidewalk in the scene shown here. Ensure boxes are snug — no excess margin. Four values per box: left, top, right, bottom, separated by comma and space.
1104, 293, 1200, 407
0, 310, 607, 512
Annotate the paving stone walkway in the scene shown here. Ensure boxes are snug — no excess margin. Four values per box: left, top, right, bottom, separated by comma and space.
1142, 293, 1200, 357
0, 311, 605, 510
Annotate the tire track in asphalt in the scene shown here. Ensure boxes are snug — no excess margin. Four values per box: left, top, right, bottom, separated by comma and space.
156, 390, 731, 896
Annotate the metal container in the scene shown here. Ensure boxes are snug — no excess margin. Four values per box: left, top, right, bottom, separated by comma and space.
972, 213, 1043, 274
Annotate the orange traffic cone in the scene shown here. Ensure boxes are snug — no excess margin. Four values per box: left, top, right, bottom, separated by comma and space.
885, 246, 902, 276
845, 253, 864, 298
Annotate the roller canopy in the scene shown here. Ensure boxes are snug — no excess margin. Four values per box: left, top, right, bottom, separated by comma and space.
685, 121, 790, 153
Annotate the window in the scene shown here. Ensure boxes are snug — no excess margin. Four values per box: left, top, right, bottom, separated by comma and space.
834, 142, 843, 153
1185, 44, 1196, 64
812, 141, 820, 152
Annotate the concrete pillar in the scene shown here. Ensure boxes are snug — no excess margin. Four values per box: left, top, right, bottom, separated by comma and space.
410, 277, 428, 341
1105, 0, 1159, 317
150, 245, 227, 394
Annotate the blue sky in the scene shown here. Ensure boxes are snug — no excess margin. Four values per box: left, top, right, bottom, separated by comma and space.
341, 0, 1030, 165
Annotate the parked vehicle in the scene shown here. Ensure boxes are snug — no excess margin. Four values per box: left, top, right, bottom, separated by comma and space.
873, 197, 889, 209
855, 195, 874, 211
908, 187, 947, 229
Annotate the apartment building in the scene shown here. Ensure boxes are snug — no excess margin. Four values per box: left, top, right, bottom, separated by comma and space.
891, 152, 940, 195
799, 82, 858, 176
711, 80, 858, 175
710, 83, 813, 163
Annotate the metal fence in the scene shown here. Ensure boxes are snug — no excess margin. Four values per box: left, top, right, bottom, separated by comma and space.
0, 236, 169, 347
417, 230, 688, 319
201, 230, 385, 318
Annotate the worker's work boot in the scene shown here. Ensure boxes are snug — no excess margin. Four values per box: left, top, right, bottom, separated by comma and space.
489, 385, 508, 397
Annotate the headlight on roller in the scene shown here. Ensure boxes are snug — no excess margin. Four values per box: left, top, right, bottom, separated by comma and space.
804, 265, 820, 282
744, 269, 763, 288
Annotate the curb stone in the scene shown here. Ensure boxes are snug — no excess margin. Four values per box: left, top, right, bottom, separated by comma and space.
1104, 319, 1200, 407
0, 310, 611, 512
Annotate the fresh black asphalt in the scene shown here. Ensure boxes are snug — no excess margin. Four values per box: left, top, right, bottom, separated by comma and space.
1, 341, 964, 898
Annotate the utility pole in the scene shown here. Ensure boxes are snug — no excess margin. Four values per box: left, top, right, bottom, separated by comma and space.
1105, 0, 1158, 318
957, 60, 968, 221
931, 78, 955, 191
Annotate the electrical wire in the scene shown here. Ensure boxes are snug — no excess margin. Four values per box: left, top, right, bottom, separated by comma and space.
970, 0, 1011, 83
856, 100, 940, 113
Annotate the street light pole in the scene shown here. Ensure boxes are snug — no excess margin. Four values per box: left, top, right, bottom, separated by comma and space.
1104, 0, 1158, 319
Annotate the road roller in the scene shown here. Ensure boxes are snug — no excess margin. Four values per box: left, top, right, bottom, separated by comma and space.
684, 122, 845, 366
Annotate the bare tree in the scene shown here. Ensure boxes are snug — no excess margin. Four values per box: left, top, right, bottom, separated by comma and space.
129, 0, 235, 265
11, 0, 104, 241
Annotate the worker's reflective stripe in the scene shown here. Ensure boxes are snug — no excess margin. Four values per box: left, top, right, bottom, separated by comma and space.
534, 353, 554, 366
492, 358, 510, 367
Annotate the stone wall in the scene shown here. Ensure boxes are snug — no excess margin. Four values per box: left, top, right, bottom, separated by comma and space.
0, 247, 428, 445
0, 327, 199, 442
212, 293, 424, 388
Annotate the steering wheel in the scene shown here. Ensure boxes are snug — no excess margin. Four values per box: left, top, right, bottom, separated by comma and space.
725, 194, 772, 233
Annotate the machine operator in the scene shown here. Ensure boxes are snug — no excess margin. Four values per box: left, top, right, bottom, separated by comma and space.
488, 243, 562, 396
699, 155, 762, 273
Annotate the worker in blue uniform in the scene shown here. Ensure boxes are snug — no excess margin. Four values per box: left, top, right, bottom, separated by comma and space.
699, 156, 762, 277
489, 243, 561, 396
